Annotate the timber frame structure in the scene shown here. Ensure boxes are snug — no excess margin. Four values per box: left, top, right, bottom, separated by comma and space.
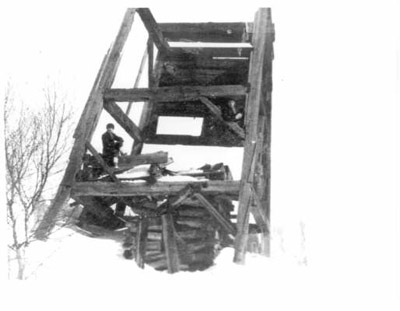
35, 8, 274, 268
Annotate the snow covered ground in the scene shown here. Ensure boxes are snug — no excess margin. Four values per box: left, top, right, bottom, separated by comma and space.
3, 224, 398, 311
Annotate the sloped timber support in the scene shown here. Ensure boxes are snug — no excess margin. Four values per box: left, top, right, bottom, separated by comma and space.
137, 8, 169, 55
103, 100, 143, 142
234, 8, 274, 263
199, 96, 245, 139
34, 9, 136, 240
85, 141, 120, 182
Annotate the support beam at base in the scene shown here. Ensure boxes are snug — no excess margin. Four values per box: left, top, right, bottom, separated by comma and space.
161, 213, 180, 273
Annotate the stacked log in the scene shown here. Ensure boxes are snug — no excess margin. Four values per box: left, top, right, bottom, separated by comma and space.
122, 195, 234, 272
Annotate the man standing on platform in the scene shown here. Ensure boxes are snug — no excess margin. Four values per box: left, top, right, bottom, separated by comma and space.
102, 123, 124, 168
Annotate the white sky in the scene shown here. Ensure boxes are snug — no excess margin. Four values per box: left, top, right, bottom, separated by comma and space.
0, 0, 399, 306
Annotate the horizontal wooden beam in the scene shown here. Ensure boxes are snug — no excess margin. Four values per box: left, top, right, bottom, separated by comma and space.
103, 100, 142, 142
137, 8, 169, 54
159, 22, 253, 43
118, 151, 168, 169
144, 134, 243, 148
71, 180, 240, 198
104, 85, 248, 102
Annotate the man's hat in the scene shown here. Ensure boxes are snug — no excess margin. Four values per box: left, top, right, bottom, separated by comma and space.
106, 123, 115, 129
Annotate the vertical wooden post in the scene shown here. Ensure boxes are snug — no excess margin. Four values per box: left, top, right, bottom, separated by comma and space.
34, 9, 136, 240
131, 37, 161, 156
234, 8, 274, 263
161, 213, 180, 273
126, 46, 148, 115
135, 217, 149, 268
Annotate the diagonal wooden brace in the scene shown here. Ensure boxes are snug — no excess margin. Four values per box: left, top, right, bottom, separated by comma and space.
193, 192, 236, 236
85, 141, 120, 183
199, 96, 245, 139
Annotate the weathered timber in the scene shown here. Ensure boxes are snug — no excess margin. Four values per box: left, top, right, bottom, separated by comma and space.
137, 8, 169, 54
175, 229, 212, 240
199, 96, 245, 139
135, 217, 149, 268
234, 8, 274, 263
103, 100, 142, 142
147, 232, 162, 240
175, 218, 207, 229
126, 45, 148, 115
177, 207, 210, 218
167, 46, 252, 59
104, 85, 247, 102
161, 213, 180, 273
147, 37, 155, 86
158, 22, 252, 43
34, 9, 136, 240
169, 185, 195, 208
118, 151, 168, 169
193, 193, 236, 235
131, 49, 163, 155
85, 141, 120, 183
144, 134, 244, 148
250, 186, 270, 233
71, 180, 240, 198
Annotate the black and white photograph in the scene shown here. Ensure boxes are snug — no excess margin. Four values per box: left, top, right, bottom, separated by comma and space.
1, 0, 399, 310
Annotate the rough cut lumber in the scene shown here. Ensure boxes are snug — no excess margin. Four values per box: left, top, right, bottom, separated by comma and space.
199, 97, 245, 139
34, 9, 136, 240
169, 185, 195, 207
85, 141, 120, 183
126, 45, 148, 115
131, 49, 163, 155
135, 217, 149, 268
70, 180, 240, 198
137, 8, 169, 55
158, 22, 252, 43
118, 151, 168, 168
161, 213, 180, 273
103, 100, 143, 142
103, 85, 247, 102
234, 8, 274, 264
193, 193, 236, 235
144, 134, 244, 148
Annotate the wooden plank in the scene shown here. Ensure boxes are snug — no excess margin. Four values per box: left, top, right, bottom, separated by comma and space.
71, 180, 240, 198
169, 185, 194, 207
118, 151, 168, 168
34, 9, 136, 240
167, 46, 252, 59
199, 97, 245, 139
161, 213, 180, 273
250, 186, 270, 256
103, 100, 143, 142
135, 217, 149, 268
147, 37, 154, 86
144, 134, 244, 147
234, 8, 274, 264
158, 22, 251, 43
104, 85, 247, 102
85, 141, 120, 183
137, 8, 169, 55
193, 193, 236, 235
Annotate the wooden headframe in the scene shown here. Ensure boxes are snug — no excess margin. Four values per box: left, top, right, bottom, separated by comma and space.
35, 8, 275, 267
